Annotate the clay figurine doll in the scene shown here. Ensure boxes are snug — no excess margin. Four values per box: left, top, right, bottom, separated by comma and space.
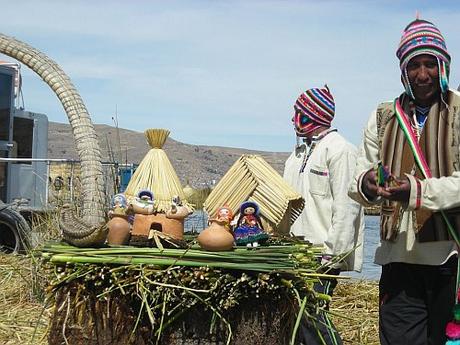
166, 195, 192, 220
234, 201, 268, 248
107, 193, 131, 245
130, 189, 155, 215
109, 193, 129, 217
214, 205, 233, 230
197, 205, 235, 251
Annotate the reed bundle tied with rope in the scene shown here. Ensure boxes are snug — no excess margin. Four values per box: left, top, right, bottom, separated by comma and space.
39, 241, 339, 345
124, 129, 192, 213
204, 155, 305, 234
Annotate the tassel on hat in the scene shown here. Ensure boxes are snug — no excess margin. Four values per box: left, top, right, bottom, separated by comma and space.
446, 291, 460, 344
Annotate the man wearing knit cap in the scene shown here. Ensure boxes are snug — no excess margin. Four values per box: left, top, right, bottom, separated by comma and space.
284, 86, 364, 345
349, 18, 460, 344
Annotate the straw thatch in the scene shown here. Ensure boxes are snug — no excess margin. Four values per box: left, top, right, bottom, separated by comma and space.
124, 129, 192, 212
185, 186, 212, 210
203, 155, 304, 233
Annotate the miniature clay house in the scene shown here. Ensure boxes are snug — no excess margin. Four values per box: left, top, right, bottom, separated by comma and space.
203, 154, 304, 234
124, 129, 192, 243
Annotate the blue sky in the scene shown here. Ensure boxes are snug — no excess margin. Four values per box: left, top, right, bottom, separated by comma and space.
1, 1, 459, 152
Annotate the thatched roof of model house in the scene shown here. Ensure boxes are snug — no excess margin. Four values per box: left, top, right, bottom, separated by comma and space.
124, 129, 192, 212
203, 154, 304, 234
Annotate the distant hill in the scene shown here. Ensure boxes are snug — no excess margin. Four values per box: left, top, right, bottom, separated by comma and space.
48, 122, 290, 188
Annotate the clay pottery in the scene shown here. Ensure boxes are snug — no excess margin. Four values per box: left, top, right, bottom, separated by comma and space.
107, 215, 131, 245
131, 213, 184, 240
197, 220, 234, 251
131, 200, 155, 215
162, 217, 185, 239
166, 205, 191, 220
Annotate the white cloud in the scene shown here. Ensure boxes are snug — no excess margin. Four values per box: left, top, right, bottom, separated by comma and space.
1, 1, 459, 151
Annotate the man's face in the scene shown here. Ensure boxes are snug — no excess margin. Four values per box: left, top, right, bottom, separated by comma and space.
292, 109, 315, 140
406, 54, 440, 106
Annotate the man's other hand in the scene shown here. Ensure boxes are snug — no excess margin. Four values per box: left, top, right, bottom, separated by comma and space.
362, 169, 379, 200
378, 176, 411, 203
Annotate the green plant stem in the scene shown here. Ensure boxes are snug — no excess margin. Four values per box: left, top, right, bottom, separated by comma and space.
290, 296, 307, 345
49, 254, 296, 272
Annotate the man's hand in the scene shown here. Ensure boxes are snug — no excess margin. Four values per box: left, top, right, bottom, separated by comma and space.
362, 169, 379, 200
378, 176, 410, 203
362, 168, 411, 203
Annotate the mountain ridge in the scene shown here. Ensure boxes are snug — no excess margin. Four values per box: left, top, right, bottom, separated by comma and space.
48, 122, 290, 188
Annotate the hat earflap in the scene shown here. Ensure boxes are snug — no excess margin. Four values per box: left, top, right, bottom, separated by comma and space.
439, 59, 449, 94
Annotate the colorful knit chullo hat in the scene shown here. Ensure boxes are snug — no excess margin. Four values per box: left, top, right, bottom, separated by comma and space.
396, 18, 451, 97
293, 85, 335, 137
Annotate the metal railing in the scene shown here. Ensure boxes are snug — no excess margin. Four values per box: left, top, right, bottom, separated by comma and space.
0, 157, 130, 208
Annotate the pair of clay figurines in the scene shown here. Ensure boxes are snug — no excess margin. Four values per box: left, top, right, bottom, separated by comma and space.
198, 201, 269, 251
107, 190, 190, 245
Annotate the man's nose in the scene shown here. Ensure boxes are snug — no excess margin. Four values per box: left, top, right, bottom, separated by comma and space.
417, 66, 430, 81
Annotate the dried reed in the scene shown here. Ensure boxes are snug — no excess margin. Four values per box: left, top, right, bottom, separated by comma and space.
185, 187, 212, 210
124, 129, 192, 212
0, 255, 50, 345
203, 155, 304, 233
331, 280, 380, 345
1, 210, 380, 344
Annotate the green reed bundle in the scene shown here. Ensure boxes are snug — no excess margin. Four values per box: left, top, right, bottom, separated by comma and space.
39, 242, 341, 345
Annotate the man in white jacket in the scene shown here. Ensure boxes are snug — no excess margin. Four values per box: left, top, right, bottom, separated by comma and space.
283, 85, 364, 345
348, 18, 460, 344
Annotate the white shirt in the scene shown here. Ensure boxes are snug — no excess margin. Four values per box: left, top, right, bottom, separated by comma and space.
284, 130, 364, 272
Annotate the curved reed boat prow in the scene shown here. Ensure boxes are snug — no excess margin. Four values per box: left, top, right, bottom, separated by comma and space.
0, 33, 106, 247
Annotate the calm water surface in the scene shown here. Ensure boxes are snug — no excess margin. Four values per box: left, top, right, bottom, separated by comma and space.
346, 215, 381, 281
185, 213, 381, 281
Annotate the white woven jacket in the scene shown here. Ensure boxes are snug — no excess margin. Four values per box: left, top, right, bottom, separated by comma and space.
284, 130, 364, 272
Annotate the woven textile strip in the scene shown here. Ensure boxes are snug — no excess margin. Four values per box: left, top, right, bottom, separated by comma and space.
393, 98, 460, 247
394, 99, 432, 178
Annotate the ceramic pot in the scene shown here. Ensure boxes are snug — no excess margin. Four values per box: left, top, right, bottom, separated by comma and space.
107, 215, 131, 245
197, 220, 234, 251
166, 205, 191, 220
162, 217, 185, 239
131, 213, 185, 240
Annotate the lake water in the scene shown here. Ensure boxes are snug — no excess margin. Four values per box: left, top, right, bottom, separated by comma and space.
345, 215, 381, 281
184, 212, 381, 281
